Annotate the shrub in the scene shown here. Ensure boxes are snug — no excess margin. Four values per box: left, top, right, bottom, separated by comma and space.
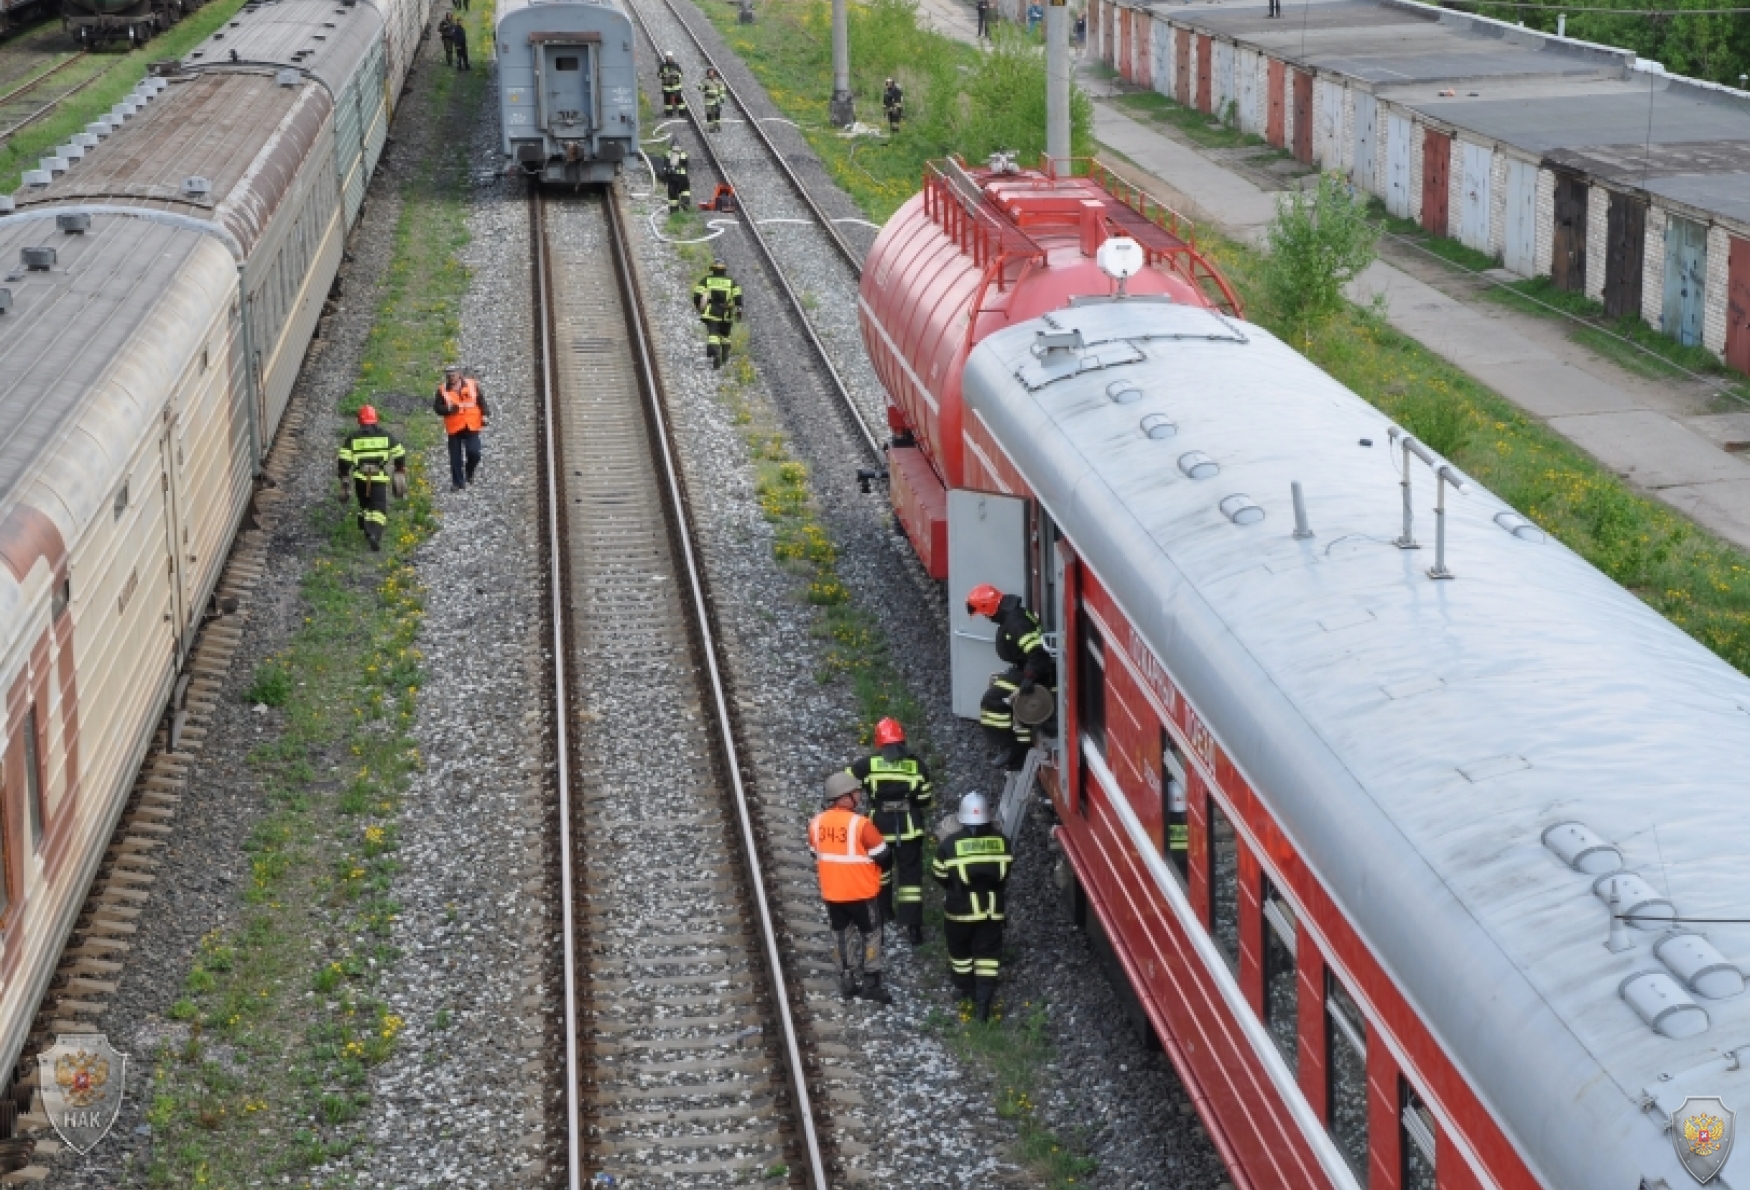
1260, 173, 1378, 339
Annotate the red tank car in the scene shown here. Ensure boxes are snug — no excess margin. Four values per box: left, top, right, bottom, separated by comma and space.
857, 156, 1238, 579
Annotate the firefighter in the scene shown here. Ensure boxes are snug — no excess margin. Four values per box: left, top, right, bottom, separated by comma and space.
845, 717, 934, 945
933, 791, 1013, 1022
336, 405, 407, 552
882, 77, 903, 134
433, 364, 489, 490
658, 51, 685, 119
699, 67, 726, 133
664, 141, 690, 215
809, 771, 893, 1003
966, 583, 1056, 770
691, 260, 742, 370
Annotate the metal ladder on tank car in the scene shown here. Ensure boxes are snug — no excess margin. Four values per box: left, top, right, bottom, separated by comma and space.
996, 742, 1051, 846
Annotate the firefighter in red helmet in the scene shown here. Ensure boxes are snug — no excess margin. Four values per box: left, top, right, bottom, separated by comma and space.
844, 717, 934, 944
967, 583, 1057, 771
337, 404, 407, 552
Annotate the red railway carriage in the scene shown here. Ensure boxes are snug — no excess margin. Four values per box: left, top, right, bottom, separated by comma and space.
856, 156, 1236, 582
861, 162, 1750, 1190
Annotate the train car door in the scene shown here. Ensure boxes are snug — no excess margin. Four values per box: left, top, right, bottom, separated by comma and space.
1502, 158, 1537, 276
1728, 234, 1750, 375
947, 490, 1027, 720
157, 420, 188, 663
1550, 170, 1588, 293
1350, 91, 1375, 189
536, 40, 595, 139
1603, 191, 1645, 320
1420, 129, 1449, 237
1663, 215, 1707, 346
1384, 112, 1410, 218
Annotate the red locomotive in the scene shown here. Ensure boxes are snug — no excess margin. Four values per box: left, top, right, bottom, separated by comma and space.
861, 157, 1750, 1190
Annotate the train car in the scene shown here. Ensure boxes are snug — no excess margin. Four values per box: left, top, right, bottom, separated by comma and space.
858, 155, 1237, 586
0, 0, 428, 1146
62, 0, 204, 50
496, 0, 636, 185
862, 163, 1750, 1189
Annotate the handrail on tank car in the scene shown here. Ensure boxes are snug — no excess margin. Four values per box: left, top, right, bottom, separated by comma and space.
1071, 156, 1245, 318
923, 160, 1045, 292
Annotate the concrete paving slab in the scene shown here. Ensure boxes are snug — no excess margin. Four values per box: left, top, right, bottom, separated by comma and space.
1093, 105, 1280, 240
1546, 410, 1750, 489
1688, 413, 1750, 451
1465, 357, 1648, 419
1652, 480, 1750, 554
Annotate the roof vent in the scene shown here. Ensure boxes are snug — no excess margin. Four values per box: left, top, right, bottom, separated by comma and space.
72, 133, 98, 149
57, 212, 90, 234
23, 169, 50, 187
0, 288, 11, 315
21, 246, 56, 270
1219, 494, 1264, 525
116, 101, 138, 118
1106, 380, 1142, 404
1620, 971, 1709, 1038
59, 143, 84, 162
1542, 822, 1623, 875
1655, 934, 1746, 1000
277, 69, 300, 86
1178, 451, 1218, 479
0, 195, 13, 213
182, 176, 212, 198
87, 120, 111, 138
1139, 413, 1175, 440
40, 156, 67, 175
1494, 511, 1546, 542
1593, 872, 1675, 932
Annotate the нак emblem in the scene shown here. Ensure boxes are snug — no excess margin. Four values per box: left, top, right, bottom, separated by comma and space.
36, 1034, 127, 1155
1672, 1095, 1736, 1184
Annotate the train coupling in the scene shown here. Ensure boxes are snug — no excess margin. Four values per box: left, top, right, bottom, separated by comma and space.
855, 467, 888, 494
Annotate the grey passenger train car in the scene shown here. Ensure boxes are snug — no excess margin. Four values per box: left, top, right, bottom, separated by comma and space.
497, 0, 636, 184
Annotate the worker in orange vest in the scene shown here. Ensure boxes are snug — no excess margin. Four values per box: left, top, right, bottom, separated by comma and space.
809, 772, 893, 1003
432, 364, 490, 491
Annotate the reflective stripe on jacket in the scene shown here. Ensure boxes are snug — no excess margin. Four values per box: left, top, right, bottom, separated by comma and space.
337, 430, 406, 482
438, 378, 484, 435
809, 807, 887, 903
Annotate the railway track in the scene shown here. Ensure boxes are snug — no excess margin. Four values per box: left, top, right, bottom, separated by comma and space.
624, 0, 884, 462
532, 185, 830, 1189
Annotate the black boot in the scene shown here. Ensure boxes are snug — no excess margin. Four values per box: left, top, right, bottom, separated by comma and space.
974, 987, 996, 1022
839, 971, 859, 1001
366, 526, 382, 553
907, 922, 923, 946
857, 972, 893, 1005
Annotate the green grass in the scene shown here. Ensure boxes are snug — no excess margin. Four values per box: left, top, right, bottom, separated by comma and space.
696, 0, 1093, 222
141, 10, 489, 1185
1109, 89, 1270, 152
0, 0, 252, 193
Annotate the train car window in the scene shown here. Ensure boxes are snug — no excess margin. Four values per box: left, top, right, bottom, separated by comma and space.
23, 707, 43, 847
1208, 801, 1238, 971
1077, 618, 1105, 757
555, 56, 580, 70
1262, 876, 1297, 1073
52, 577, 69, 621
1401, 1080, 1437, 1189
1326, 970, 1370, 1185
1160, 730, 1188, 885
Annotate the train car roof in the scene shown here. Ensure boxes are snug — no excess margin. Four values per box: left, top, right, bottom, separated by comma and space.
963, 299, 1750, 1190
14, 71, 330, 258
0, 215, 233, 640
179, 0, 383, 95
497, 0, 633, 20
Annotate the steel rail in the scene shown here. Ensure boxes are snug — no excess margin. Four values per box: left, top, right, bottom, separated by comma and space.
0, 50, 87, 111
625, 0, 884, 462
0, 64, 108, 144
600, 183, 833, 1190
650, 0, 865, 274
528, 190, 586, 1190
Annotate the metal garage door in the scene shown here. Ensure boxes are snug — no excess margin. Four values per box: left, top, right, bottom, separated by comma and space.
1213, 39, 1233, 122
1238, 49, 1261, 135
1603, 191, 1645, 320
1267, 58, 1285, 147
1663, 215, 1707, 346
1730, 235, 1750, 375
1196, 34, 1211, 113
1351, 91, 1376, 189
1315, 79, 1343, 171
1385, 112, 1410, 218
1291, 69, 1312, 163
1421, 128, 1450, 236
1503, 158, 1537, 276
1459, 141, 1492, 254
1551, 171, 1588, 293
1176, 28, 1191, 106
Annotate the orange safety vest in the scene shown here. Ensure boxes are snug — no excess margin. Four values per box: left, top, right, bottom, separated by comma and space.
808, 806, 886, 903
441, 379, 483, 435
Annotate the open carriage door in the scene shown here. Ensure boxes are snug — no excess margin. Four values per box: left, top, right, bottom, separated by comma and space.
947, 490, 1028, 720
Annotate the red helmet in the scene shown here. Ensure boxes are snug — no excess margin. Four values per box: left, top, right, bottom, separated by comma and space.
966, 583, 1003, 618
357, 404, 379, 426
873, 717, 905, 748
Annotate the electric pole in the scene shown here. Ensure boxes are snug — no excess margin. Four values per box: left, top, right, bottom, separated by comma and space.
830, 0, 855, 126
1045, 0, 1070, 171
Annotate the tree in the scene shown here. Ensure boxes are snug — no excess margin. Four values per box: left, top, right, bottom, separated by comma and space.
1259, 173, 1378, 339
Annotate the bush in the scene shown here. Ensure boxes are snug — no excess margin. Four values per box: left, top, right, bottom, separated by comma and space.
1259, 173, 1377, 339
245, 660, 292, 707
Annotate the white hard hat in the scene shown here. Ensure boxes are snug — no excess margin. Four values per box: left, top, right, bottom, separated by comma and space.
958, 792, 990, 826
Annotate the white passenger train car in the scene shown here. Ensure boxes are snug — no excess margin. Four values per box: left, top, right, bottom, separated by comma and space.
0, 0, 429, 1128
497, 0, 637, 184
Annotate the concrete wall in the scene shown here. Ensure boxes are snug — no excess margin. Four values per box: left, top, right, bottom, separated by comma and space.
1705, 224, 1730, 353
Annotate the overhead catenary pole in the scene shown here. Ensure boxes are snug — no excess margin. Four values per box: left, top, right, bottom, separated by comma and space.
1045, 0, 1070, 172
830, 0, 854, 126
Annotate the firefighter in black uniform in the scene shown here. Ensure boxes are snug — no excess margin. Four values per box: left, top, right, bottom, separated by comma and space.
664, 140, 691, 214
934, 791, 1013, 1022
658, 52, 686, 118
336, 404, 407, 552
845, 717, 934, 944
882, 77, 904, 134
692, 260, 742, 369
967, 583, 1056, 770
